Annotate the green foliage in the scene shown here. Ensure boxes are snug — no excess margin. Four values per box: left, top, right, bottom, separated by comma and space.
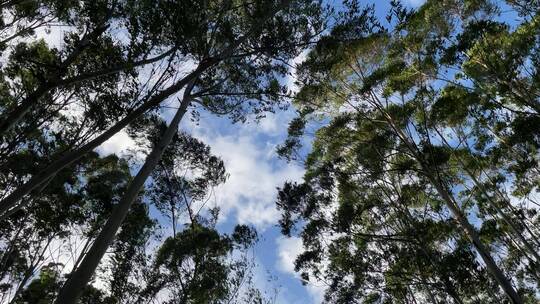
431, 86, 477, 126
277, 0, 540, 302
14, 265, 61, 304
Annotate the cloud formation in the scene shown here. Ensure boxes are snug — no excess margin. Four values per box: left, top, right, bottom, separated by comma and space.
276, 236, 325, 303
186, 113, 304, 228
98, 130, 137, 156
405, 0, 426, 7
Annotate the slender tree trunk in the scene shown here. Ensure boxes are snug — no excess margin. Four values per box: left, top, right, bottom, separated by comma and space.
373, 102, 523, 304
408, 285, 419, 304
171, 204, 176, 236
436, 129, 540, 267
0, 174, 53, 219
54, 84, 194, 304
419, 277, 438, 304
57, 47, 177, 88
0, 62, 211, 220
424, 170, 523, 304
9, 235, 54, 303
0, 224, 23, 276
71, 234, 94, 273
467, 171, 540, 267
9, 268, 34, 303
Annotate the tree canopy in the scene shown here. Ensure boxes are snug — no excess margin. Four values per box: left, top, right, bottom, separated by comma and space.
2, 0, 540, 303
277, 0, 540, 303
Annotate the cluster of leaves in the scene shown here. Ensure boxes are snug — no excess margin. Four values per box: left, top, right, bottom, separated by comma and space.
277, 0, 540, 303
0, 114, 265, 303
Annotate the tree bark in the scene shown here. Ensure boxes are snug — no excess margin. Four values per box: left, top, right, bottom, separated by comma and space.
436, 128, 540, 267
54, 83, 194, 304
423, 170, 523, 304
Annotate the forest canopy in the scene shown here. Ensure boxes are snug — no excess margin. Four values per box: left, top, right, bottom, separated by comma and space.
0, 0, 540, 304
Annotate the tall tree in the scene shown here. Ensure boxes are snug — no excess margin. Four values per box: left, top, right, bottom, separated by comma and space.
52, 2, 324, 302
0, 0, 324, 220
277, 1, 540, 303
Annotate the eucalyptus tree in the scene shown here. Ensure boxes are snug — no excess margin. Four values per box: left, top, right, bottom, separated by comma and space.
0, 0, 324, 222
1, 114, 263, 303
277, 0, 540, 303
0, 150, 143, 302
7, 0, 325, 301
130, 118, 266, 303
114, 120, 265, 304
13, 218, 264, 304
0, 0, 116, 135
135, 219, 261, 304
146, 124, 228, 235
0, 1, 75, 50
0, 0, 324, 302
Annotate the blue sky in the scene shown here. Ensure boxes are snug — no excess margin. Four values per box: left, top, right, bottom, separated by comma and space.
97, 1, 427, 303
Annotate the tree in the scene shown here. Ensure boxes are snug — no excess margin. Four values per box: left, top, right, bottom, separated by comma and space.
0, 147, 155, 303
140, 221, 259, 304
51, 1, 324, 302
1, 98, 267, 304
277, 1, 540, 303
0, 0, 324, 221
0, 0, 324, 302
147, 125, 228, 235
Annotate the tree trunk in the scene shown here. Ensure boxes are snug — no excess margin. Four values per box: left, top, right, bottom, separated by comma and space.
0, 62, 211, 220
54, 84, 194, 304
424, 170, 523, 304
437, 129, 540, 267
376, 105, 523, 304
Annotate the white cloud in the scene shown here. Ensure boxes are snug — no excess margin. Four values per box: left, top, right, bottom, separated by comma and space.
275, 236, 325, 303
188, 129, 304, 228
257, 113, 279, 135
405, 0, 426, 7
172, 104, 305, 229
34, 25, 69, 48
93, 97, 303, 230
97, 129, 137, 156
284, 50, 309, 94
276, 236, 302, 273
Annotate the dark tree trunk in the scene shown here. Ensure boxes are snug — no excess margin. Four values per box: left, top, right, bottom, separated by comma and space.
54, 84, 194, 304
